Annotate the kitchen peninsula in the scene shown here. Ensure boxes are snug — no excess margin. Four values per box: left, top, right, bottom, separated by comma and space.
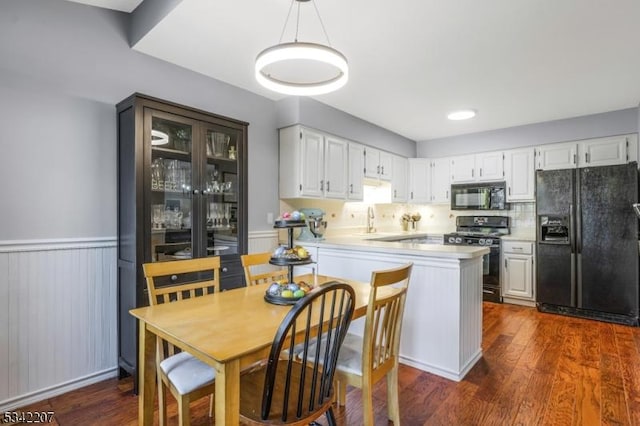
298, 234, 489, 381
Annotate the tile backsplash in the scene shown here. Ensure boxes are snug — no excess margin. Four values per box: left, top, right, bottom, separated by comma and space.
279, 199, 535, 236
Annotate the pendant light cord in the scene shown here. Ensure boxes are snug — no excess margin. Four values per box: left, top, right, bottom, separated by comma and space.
278, 0, 295, 43
312, 0, 332, 46
277, 0, 332, 45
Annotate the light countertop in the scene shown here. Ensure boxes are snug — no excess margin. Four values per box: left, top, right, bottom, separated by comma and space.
296, 234, 489, 259
501, 229, 536, 242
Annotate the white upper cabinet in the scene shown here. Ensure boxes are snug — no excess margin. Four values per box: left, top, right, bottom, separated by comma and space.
536, 141, 578, 170
450, 151, 503, 183
391, 155, 408, 203
408, 158, 431, 203
536, 134, 637, 171
364, 147, 393, 181
298, 127, 325, 197
379, 151, 393, 181
279, 125, 346, 199
450, 154, 476, 183
323, 136, 348, 199
476, 151, 504, 181
347, 142, 365, 201
504, 147, 535, 202
430, 157, 451, 203
577, 135, 635, 168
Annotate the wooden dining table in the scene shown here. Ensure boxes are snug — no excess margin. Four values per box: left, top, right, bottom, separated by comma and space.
130, 273, 390, 426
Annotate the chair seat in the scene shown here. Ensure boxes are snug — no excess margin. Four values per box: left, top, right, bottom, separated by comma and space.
239, 356, 334, 424
159, 351, 216, 395
302, 333, 365, 377
334, 333, 365, 376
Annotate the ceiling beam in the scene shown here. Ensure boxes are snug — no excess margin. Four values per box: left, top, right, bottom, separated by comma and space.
129, 0, 182, 47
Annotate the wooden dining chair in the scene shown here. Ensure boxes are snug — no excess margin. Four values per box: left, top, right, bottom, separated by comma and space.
334, 263, 413, 426
142, 257, 221, 426
238, 282, 356, 425
241, 252, 288, 286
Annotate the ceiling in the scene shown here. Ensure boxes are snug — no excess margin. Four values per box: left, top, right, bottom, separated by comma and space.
68, 0, 640, 141
65, 0, 143, 12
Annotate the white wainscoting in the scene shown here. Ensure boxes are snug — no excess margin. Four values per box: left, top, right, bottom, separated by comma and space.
0, 231, 278, 411
247, 230, 280, 276
0, 230, 278, 412
0, 238, 118, 412
247, 230, 279, 254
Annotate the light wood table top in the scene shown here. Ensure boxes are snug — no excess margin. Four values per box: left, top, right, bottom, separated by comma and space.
130, 273, 392, 426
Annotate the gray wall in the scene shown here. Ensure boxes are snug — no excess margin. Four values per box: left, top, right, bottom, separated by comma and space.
0, 0, 279, 237
278, 98, 416, 158
0, 86, 116, 240
418, 108, 639, 158
0, 0, 413, 239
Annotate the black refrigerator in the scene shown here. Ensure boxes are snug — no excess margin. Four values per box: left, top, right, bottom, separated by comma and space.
536, 162, 639, 326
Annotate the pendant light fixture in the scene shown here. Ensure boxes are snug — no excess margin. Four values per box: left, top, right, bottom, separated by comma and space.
255, 0, 348, 96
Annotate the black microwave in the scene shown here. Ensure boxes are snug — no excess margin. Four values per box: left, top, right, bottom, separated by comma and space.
450, 182, 508, 210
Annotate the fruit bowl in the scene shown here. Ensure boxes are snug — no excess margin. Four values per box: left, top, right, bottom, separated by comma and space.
270, 245, 311, 264
264, 281, 312, 305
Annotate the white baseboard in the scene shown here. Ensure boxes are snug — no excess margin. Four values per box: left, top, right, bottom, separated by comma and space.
0, 367, 118, 412
399, 349, 482, 382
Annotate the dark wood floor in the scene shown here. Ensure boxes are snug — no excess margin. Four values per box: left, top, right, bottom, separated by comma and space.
10, 303, 640, 425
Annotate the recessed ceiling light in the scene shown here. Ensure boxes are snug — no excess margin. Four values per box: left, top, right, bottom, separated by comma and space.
447, 109, 477, 120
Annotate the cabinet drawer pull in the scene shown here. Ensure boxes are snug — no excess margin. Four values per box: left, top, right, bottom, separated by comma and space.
350, 183, 353, 194
320, 180, 324, 191
326, 181, 330, 192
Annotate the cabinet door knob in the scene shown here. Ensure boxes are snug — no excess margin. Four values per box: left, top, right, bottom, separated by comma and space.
171, 274, 178, 282
193, 189, 200, 195
222, 267, 228, 273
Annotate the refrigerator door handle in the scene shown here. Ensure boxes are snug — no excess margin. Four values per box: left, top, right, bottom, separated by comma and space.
576, 253, 582, 308
571, 252, 577, 306
569, 204, 576, 253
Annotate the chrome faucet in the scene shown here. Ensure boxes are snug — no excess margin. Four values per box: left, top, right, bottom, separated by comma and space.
366, 206, 376, 233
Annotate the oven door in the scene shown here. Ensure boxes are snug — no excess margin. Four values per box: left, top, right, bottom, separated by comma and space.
482, 245, 502, 302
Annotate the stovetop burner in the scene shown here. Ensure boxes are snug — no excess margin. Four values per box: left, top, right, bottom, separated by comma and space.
444, 216, 511, 246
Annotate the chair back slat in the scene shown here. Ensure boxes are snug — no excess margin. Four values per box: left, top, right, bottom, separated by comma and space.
142, 257, 221, 360
241, 252, 288, 286
259, 282, 355, 422
364, 263, 412, 378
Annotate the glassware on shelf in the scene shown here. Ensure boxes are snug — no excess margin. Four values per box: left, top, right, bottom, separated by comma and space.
212, 132, 230, 158
152, 204, 164, 228
151, 159, 164, 190
179, 163, 192, 192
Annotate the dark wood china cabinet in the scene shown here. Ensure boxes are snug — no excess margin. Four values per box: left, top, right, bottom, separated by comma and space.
116, 93, 248, 387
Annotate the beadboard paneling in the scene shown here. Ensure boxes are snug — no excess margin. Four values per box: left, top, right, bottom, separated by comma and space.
247, 230, 279, 254
0, 238, 117, 412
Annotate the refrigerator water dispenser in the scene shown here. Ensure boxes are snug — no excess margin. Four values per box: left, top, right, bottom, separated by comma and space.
539, 216, 570, 244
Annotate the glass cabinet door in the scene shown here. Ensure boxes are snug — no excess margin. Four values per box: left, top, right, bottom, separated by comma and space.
148, 111, 195, 262
202, 124, 241, 258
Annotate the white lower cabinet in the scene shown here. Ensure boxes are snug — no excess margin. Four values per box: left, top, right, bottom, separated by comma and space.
501, 240, 535, 306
